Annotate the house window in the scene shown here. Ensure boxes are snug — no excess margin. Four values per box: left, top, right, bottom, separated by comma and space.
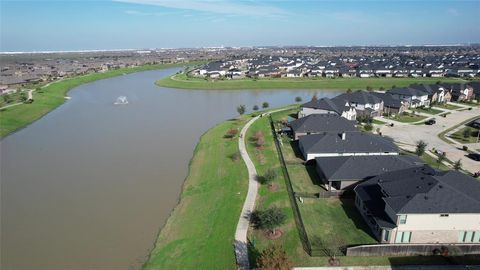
399, 215, 407, 224
383, 230, 391, 242
395, 231, 411, 243
440, 214, 449, 217
459, 231, 477, 243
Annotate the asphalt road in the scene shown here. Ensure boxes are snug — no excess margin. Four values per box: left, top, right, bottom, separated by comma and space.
378, 106, 480, 174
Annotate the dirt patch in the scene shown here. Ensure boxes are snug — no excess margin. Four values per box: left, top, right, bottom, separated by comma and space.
264, 229, 283, 240
267, 183, 279, 192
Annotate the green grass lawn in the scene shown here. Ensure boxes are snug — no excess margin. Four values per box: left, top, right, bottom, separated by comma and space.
438, 116, 480, 144
372, 119, 386, 125
299, 198, 377, 250
387, 113, 427, 123
0, 62, 203, 138
156, 72, 464, 90
0, 91, 26, 107
449, 126, 480, 144
143, 117, 248, 270
412, 107, 444, 115
433, 103, 463, 110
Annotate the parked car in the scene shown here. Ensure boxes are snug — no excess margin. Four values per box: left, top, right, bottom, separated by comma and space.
467, 153, 480, 161
425, 119, 436, 125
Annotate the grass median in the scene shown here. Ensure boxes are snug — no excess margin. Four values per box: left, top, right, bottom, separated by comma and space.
0, 62, 203, 138
156, 73, 464, 90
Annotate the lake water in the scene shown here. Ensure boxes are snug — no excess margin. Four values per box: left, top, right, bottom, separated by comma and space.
0, 68, 339, 270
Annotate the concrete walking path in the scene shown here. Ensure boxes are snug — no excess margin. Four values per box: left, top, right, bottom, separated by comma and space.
234, 106, 294, 270
234, 114, 260, 270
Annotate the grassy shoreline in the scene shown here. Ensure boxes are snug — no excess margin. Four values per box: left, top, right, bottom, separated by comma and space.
143, 116, 250, 269
0, 61, 203, 138
156, 72, 466, 90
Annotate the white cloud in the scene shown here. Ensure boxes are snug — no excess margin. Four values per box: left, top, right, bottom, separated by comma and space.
115, 0, 288, 17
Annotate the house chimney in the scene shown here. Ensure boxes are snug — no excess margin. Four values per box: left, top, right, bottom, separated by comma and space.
341, 132, 346, 140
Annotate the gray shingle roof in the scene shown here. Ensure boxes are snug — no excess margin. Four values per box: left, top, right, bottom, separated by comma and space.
336, 91, 382, 105
356, 165, 480, 214
290, 114, 357, 134
371, 92, 403, 108
300, 97, 352, 115
299, 132, 398, 155
315, 155, 423, 182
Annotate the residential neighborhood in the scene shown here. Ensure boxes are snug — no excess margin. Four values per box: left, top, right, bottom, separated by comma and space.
192, 46, 480, 79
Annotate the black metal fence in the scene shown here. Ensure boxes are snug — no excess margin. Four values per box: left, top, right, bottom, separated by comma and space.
268, 115, 320, 256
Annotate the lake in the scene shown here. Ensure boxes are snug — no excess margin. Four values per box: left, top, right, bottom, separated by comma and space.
0, 68, 340, 270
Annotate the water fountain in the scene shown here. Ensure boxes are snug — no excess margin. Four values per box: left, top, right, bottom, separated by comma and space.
114, 96, 128, 105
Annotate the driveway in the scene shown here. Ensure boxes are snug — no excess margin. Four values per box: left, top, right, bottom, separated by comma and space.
378, 106, 480, 174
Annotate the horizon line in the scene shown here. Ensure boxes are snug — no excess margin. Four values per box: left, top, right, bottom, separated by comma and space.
1, 43, 479, 54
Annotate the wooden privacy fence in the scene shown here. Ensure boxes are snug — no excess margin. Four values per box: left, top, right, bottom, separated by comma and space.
346, 243, 480, 256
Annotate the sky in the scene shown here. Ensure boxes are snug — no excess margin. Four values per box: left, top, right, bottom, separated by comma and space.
1, 0, 480, 52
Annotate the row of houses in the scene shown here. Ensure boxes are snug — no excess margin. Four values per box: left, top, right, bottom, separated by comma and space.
285, 101, 480, 245
194, 53, 480, 79
297, 82, 479, 120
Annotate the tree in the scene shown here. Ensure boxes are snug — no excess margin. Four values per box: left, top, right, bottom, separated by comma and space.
261, 168, 277, 185
436, 153, 446, 168
253, 105, 259, 111
224, 128, 238, 139
346, 88, 352, 93
295, 96, 302, 103
463, 128, 471, 139
237, 105, 246, 116
364, 123, 373, 131
391, 85, 397, 89
262, 102, 269, 109
256, 245, 293, 270
379, 86, 385, 91
313, 235, 347, 265
19, 92, 27, 102
366, 86, 373, 91
453, 159, 462, 170
3, 94, 12, 104
415, 140, 427, 156
253, 130, 264, 140
251, 207, 286, 235
256, 137, 265, 148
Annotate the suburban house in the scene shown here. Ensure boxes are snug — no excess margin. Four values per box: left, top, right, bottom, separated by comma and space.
299, 98, 357, 120
354, 165, 480, 244
298, 132, 399, 161
315, 155, 423, 191
289, 114, 357, 140
409, 84, 452, 104
371, 92, 407, 116
336, 91, 384, 117
443, 83, 475, 101
388, 87, 430, 108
